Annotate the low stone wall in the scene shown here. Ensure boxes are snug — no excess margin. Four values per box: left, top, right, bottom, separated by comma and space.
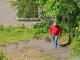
17, 18, 41, 28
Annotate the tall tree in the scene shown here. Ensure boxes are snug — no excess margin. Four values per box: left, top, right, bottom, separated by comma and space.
36, 0, 80, 36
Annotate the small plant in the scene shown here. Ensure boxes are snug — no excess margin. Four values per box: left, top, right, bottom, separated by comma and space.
5, 25, 12, 32
0, 24, 4, 31
0, 51, 8, 60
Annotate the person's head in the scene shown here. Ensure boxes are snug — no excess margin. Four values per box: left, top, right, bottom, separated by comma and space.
54, 22, 57, 25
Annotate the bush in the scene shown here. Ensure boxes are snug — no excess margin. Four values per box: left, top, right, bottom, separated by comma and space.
33, 18, 53, 34
70, 37, 80, 57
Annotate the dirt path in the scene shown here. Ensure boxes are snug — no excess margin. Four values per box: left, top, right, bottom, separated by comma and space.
26, 37, 71, 60
5, 37, 71, 60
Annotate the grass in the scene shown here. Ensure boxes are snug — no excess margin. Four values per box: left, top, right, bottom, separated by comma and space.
0, 27, 34, 45
0, 26, 51, 45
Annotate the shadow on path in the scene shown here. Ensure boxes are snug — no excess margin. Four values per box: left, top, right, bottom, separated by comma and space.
59, 35, 72, 47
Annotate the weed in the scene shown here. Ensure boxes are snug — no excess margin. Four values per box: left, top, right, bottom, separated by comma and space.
0, 51, 8, 60
44, 52, 55, 60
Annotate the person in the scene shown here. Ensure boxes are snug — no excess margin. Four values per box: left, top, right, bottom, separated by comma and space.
49, 22, 62, 48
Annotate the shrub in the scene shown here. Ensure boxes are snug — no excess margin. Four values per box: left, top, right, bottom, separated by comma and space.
33, 18, 53, 34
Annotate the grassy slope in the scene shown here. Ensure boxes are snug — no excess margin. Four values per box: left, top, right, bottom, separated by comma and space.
0, 28, 33, 45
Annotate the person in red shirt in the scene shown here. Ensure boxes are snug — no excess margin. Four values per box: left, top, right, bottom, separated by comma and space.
49, 22, 62, 48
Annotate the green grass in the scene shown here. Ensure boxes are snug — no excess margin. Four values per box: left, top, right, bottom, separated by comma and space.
0, 25, 50, 45
0, 51, 8, 60
0, 27, 34, 45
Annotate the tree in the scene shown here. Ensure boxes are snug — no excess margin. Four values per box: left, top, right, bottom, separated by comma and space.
36, 0, 80, 37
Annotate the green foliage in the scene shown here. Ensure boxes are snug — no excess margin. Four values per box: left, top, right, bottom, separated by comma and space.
59, 22, 68, 33
0, 51, 8, 60
69, 21, 80, 58
4, 25, 13, 32
70, 36, 80, 57
36, 0, 80, 34
9, 0, 38, 18
33, 17, 53, 34
75, 0, 80, 8
0, 25, 34, 45
0, 24, 4, 31
36, 0, 47, 6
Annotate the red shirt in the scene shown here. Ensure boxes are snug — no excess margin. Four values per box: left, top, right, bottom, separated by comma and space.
49, 25, 62, 36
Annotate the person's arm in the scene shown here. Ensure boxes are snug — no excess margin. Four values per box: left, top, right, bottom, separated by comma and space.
49, 26, 52, 34
59, 26, 62, 36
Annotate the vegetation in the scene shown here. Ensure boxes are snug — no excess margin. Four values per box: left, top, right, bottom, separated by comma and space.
0, 51, 8, 60
36, 0, 80, 33
0, 25, 34, 45
33, 17, 53, 34
9, 0, 38, 18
